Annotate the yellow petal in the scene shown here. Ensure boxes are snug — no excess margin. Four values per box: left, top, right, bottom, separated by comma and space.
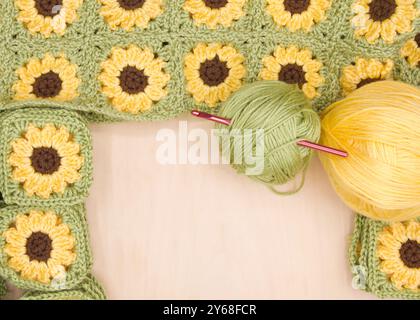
36, 262, 51, 284
8, 153, 31, 168
51, 248, 76, 266
378, 229, 401, 250
51, 126, 71, 149
4, 243, 26, 257
380, 19, 397, 44
25, 124, 43, 147
56, 141, 80, 158
390, 222, 408, 242
406, 221, 419, 241
61, 154, 83, 171
305, 72, 324, 87
8, 255, 30, 273
365, 21, 381, 43
15, 214, 33, 238
263, 56, 281, 73
28, 211, 44, 232
34, 175, 54, 198
40, 211, 59, 233
40, 124, 57, 147
145, 85, 167, 101
285, 46, 299, 64
52, 234, 75, 251
12, 165, 35, 183
49, 223, 71, 239
11, 138, 33, 158
302, 83, 317, 99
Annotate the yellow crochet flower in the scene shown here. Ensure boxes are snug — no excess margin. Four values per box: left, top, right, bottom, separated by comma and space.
3, 210, 76, 284
260, 45, 324, 99
99, 45, 170, 114
266, 0, 331, 32
377, 221, 420, 291
183, 0, 246, 29
184, 43, 246, 107
13, 53, 80, 102
9, 124, 83, 199
99, 0, 164, 31
340, 58, 394, 95
15, 0, 83, 37
401, 33, 420, 68
351, 0, 418, 44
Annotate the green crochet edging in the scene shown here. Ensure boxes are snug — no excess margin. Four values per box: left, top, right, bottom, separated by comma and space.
0, 277, 6, 298
349, 215, 420, 300
0, 203, 93, 291
20, 274, 106, 300
0, 107, 93, 207
0, 0, 418, 122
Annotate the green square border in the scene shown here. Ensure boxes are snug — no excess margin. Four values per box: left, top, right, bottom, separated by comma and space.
0, 204, 92, 291
0, 107, 93, 206
350, 215, 420, 299
20, 274, 106, 300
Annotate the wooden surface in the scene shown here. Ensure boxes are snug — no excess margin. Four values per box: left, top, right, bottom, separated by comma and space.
5, 116, 375, 300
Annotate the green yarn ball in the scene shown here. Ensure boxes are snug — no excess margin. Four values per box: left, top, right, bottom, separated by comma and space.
217, 81, 321, 194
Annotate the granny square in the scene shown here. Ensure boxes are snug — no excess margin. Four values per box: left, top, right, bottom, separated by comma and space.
0, 204, 92, 291
0, 107, 93, 206
350, 215, 420, 299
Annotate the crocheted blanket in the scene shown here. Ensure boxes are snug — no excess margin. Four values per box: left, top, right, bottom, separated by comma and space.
0, 0, 419, 300
0, 0, 419, 122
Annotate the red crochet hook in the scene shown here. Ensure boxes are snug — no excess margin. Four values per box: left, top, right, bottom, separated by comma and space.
191, 110, 348, 158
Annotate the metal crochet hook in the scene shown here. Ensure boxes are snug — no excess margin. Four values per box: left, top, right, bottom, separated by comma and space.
191, 110, 348, 158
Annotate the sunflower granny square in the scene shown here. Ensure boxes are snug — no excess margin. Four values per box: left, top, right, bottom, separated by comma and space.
350, 215, 420, 299
0, 0, 419, 300
0, 204, 93, 291
0, 107, 93, 206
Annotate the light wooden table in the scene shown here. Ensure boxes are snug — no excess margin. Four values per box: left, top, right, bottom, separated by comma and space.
5, 116, 375, 300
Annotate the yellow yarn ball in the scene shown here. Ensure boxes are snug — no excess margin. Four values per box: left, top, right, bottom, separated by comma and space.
320, 81, 420, 222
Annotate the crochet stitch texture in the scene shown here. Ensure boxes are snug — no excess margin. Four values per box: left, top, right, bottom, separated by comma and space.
0, 0, 418, 121
350, 215, 420, 299
0, 0, 419, 299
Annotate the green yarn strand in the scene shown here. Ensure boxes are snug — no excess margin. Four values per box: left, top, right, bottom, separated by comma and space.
217, 81, 321, 194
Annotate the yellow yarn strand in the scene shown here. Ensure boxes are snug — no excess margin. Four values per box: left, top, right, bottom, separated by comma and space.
320, 81, 420, 222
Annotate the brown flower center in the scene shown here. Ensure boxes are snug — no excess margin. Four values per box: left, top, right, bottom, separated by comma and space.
357, 77, 381, 89
117, 0, 146, 10
26, 232, 53, 262
368, 0, 397, 22
203, 0, 228, 9
278, 63, 307, 88
399, 240, 420, 268
415, 33, 420, 47
32, 71, 63, 98
119, 66, 149, 94
199, 55, 230, 87
283, 0, 311, 14
34, 0, 63, 17
31, 147, 61, 174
